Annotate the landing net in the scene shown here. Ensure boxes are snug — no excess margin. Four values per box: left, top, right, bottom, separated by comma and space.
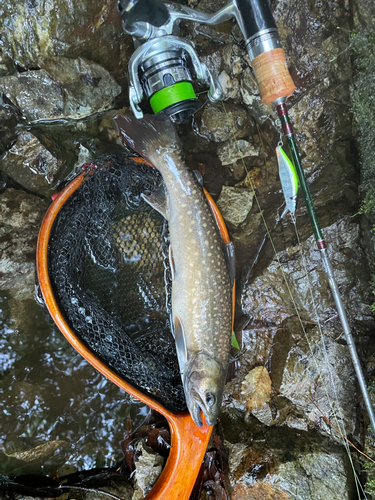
47, 154, 187, 411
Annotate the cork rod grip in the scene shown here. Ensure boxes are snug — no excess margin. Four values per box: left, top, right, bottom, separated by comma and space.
252, 48, 295, 104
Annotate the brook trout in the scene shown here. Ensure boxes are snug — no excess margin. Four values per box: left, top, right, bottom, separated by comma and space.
113, 113, 233, 427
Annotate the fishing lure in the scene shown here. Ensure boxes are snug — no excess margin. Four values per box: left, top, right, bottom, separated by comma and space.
276, 145, 299, 217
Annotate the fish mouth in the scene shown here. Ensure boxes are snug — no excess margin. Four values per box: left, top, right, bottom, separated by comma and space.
187, 389, 217, 427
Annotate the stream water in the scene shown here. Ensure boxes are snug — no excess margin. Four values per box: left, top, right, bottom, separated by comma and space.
0, 290, 149, 476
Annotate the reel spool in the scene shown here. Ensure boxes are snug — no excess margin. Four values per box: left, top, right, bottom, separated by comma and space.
36, 154, 234, 500
134, 39, 201, 123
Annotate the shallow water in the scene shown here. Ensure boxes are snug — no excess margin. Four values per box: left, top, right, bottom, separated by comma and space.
0, 290, 149, 476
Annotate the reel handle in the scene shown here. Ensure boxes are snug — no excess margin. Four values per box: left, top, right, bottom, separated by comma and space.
235, 0, 295, 104
118, 0, 170, 29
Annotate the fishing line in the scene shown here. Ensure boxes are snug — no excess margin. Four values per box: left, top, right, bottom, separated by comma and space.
291, 215, 348, 425
220, 101, 366, 497
291, 213, 365, 499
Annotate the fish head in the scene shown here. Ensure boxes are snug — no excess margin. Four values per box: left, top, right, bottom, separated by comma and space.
183, 352, 225, 427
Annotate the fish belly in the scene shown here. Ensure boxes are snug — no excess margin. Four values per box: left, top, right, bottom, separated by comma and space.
167, 172, 232, 366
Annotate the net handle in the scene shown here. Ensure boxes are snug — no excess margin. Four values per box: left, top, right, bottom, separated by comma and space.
36, 159, 234, 500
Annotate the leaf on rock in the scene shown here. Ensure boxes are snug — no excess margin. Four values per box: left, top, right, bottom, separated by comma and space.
241, 366, 272, 414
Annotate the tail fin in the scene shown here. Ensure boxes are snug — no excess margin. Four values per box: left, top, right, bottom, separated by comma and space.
113, 113, 183, 167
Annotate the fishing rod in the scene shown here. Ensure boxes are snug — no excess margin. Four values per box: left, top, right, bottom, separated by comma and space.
235, 0, 375, 436
118, 0, 375, 434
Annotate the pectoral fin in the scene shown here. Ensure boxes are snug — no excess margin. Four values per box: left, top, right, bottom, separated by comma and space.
223, 241, 236, 288
174, 315, 187, 373
141, 184, 169, 219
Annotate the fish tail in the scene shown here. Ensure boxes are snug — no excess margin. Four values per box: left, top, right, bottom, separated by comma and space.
113, 113, 183, 168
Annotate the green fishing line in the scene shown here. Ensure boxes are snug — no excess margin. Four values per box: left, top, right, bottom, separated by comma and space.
150, 83, 196, 114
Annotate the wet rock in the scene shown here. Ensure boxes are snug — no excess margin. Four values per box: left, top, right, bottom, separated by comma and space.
0, 132, 64, 196
240, 68, 274, 124
7, 496, 44, 500
284, 217, 371, 328
223, 217, 372, 439
353, 0, 375, 27
226, 432, 354, 500
193, 24, 231, 57
0, 171, 7, 192
241, 259, 294, 325
195, 102, 249, 142
251, 403, 273, 427
55, 463, 79, 477
132, 441, 163, 500
0, 0, 131, 83
216, 186, 254, 227
232, 218, 372, 439
273, 0, 351, 91
0, 189, 49, 299
287, 85, 353, 188
363, 386, 375, 496
232, 482, 291, 500
217, 139, 260, 166
241, 216, 372, 331
271, 326, 356, 436
0, 94, 22, 155
269, 449, 353, 499
200, 51, 222, 78
218, 70, 240, 101
0, 57, 121, 123
0, 49, 9, 78
0, 70, 65, 123
196, 0, 227, 14
84, 481, 134, 500
235, 167, 262, 190
43, 57, 122, 118
99, 107, 132, 144
221, 42, 248, 78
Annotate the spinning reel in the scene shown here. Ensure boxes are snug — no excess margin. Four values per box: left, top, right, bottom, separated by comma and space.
118, 0, 295, 123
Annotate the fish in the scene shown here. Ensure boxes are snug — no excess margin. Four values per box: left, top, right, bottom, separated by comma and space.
113, 113, 234, 427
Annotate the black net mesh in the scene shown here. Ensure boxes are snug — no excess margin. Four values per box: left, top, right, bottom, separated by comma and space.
48, 154, 187, 412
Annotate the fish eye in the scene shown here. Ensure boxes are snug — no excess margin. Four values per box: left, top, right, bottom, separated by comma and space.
205, 393, 215, 406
